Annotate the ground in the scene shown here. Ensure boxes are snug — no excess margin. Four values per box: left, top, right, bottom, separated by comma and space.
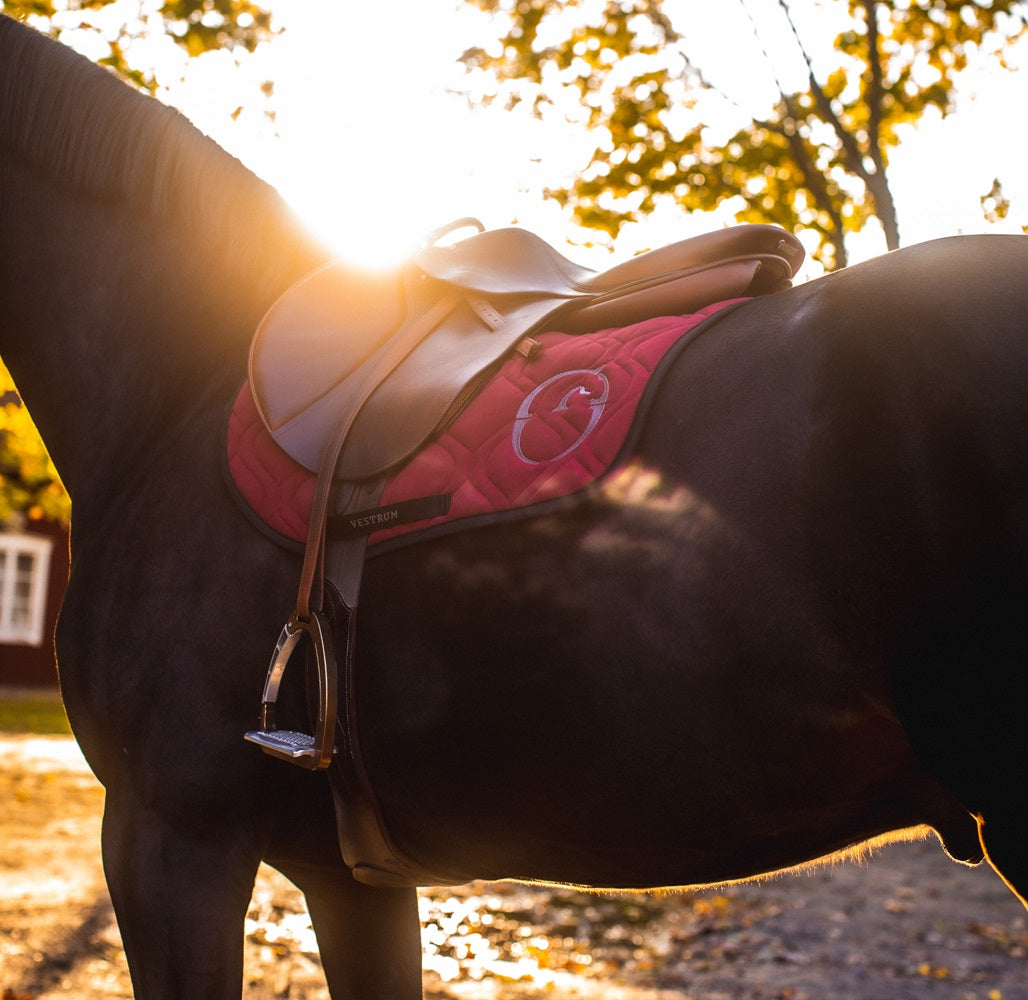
0, 732, 1025, 1000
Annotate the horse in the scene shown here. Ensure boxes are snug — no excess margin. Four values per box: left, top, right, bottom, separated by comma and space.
1, 13, 1026, 999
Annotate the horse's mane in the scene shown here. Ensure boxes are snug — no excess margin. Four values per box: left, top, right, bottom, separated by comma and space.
0, 14, 312, 257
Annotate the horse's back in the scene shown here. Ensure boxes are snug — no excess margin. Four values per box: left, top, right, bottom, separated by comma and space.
652, 233, 1028, 827
355, 235, 1028, 891
811, 235, 1028, 901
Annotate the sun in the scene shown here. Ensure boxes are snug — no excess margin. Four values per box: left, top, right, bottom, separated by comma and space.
156, 0, 558, 267
160, 0, 1028, 272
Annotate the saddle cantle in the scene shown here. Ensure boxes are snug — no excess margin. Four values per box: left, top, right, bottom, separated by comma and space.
249, 220, 804, 480
243, 220, 804, 887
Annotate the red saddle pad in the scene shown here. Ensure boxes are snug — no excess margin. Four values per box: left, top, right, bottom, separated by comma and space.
227, 299, 741, 551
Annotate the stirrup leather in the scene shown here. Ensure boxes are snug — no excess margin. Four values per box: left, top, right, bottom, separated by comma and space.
244, 611, 337, 770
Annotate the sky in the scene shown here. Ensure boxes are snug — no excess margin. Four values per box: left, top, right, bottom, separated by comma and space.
118, 0, 1028, 276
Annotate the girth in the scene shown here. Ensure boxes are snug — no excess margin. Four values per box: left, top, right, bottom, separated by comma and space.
243, 219, 804, 888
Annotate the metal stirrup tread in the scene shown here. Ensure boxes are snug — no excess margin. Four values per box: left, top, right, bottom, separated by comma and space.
244, 610, 337, 770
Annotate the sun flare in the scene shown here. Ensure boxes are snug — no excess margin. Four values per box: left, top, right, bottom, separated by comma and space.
158, 0, 597, 267
152, 0, 1028, 270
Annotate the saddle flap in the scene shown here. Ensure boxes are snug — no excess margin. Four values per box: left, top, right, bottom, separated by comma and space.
262, 292, 565, 476
250, 262, 410, 433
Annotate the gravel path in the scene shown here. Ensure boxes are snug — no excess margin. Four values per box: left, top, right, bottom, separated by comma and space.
1, 736, 1024, 999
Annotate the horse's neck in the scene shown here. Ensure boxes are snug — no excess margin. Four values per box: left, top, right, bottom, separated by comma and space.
0, 154, 324, 505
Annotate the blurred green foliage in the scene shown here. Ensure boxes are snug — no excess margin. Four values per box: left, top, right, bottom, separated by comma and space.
0, 693, 72, 734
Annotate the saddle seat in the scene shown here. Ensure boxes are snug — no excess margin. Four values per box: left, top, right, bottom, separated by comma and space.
249, 221, 804, 480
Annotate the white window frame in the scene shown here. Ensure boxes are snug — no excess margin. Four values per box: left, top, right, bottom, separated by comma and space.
0, 531, 53, 646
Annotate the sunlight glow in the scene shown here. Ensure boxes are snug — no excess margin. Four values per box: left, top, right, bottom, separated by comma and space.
148, 0, 1028, 270
158, 0, 600, 266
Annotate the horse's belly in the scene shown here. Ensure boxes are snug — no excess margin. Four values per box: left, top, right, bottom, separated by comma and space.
359, 587, 940, 888
355, 434, 975, 889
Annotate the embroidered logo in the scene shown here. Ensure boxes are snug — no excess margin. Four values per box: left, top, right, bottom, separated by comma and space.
512, 367, 610, 465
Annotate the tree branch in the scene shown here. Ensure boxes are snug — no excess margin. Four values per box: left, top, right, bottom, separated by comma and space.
864, 0, 885, 175
634, 0, 682, 45
738, 0, 791, 106
762, 107, 848, 267
775, 0, 875, 187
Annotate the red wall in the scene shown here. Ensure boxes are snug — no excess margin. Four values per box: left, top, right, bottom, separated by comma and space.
0, 520, 69, 688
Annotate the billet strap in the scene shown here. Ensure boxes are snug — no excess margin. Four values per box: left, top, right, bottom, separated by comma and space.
323, 480, 387, 608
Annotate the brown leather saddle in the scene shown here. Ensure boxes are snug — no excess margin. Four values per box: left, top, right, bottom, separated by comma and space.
243, 220, 804, 887
250, 220, 802, 479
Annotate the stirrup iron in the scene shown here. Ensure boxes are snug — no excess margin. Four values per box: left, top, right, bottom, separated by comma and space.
245, 611, 337, 770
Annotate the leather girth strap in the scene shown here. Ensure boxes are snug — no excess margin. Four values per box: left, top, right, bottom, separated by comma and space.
296, 295, 481, 888
324, 583, 467, 888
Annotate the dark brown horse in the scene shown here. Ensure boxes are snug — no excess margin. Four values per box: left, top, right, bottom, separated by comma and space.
1, 14, 1025, 999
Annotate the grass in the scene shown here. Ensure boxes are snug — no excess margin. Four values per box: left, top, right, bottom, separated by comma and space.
0, 689, 72, 735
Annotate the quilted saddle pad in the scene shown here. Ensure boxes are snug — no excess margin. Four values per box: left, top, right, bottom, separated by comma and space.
226, 299, 741, 553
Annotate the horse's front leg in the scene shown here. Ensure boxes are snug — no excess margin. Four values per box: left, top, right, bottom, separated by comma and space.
101, 787, 263, 998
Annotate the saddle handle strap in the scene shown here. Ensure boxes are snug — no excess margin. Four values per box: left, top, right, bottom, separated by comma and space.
295, 290, 465, 620
421, 216, 484, 248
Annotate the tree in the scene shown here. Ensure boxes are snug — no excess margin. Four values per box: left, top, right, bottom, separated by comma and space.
0, 364, 70, 526
0, 0, 272, 90
459, 0, 1028, 269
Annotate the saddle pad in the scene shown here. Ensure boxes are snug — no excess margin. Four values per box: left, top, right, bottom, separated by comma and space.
227, 299, 741, 552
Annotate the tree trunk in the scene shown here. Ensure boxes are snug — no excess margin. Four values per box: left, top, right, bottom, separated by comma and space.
862, 0, 901, 250
868, 171, 901, 251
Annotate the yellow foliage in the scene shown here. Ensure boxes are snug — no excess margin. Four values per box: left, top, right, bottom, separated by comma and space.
460, 0, 1028, 268
0, 359, 70, 526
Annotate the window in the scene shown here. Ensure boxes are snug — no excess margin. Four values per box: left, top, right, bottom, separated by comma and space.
0, 532, 53, 646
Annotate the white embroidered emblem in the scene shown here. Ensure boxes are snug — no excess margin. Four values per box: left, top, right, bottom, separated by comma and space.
511, 367, 610, 465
